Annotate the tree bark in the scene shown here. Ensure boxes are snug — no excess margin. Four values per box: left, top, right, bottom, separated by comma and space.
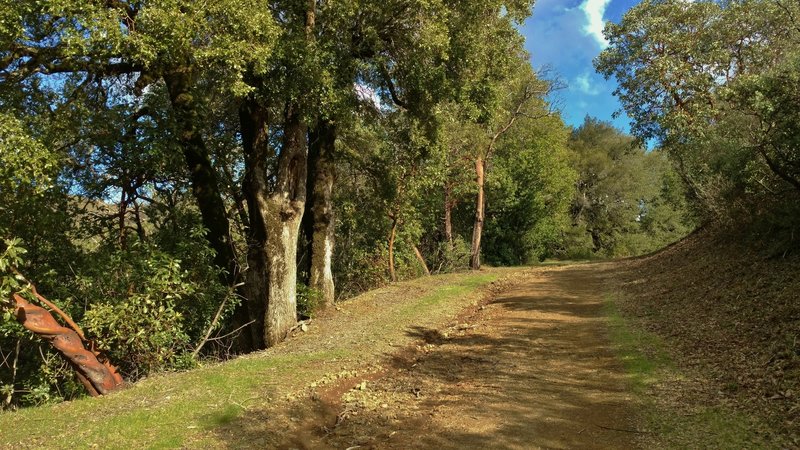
164, 68, 254, 351
12, 293, 124, 396
470, 156, 486, 270
117, 188, 128, 249
388, 213, 399, 282
263, 105, 307, 347
590, 228, 603, 253
444, 184, 454, 246
238, 0, 313, 348
304, 121, 336, 307
238, 101, 271, 350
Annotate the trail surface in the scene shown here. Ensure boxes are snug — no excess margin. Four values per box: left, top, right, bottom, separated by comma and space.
290, 264, 638, 449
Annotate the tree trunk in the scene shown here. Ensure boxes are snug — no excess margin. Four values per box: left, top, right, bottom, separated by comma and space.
263, 105, 307, 347
305, 122, 336, 307
239, 101, 271, 350
241, 0, 313, 348
443, 184, 454, 245
164, 68, 253, 351
590, 229, 603, 253
388, 214, 398, 282
12, 293, 124, 396
117, 188, 128, 249
164, 69, 237, 283
413, 245, 430, 276
470, 156, 486, 270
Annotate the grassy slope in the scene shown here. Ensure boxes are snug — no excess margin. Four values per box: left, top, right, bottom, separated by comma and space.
605, 294, 777, 448
0, 268, 519, 449
607, 227, 800, 448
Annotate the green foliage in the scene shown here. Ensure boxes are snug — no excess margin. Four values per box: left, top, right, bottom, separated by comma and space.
431, 237, 472, 274
0, 113, 57, 194
564, 117, 693, 258
483, 115, 575, 264
596, 0, 800, 228
296, 283, 323, 319
333, 109, 441, 293
0, 239, 26, 304
79, 246, 194, 377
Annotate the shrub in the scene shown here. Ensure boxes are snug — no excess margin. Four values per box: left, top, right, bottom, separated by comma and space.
79, 245, 197, 379
296, 282, 323, 319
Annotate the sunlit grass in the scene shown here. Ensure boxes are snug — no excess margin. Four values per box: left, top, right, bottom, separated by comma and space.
604, 295, 671, 394
0, 270, 507, 449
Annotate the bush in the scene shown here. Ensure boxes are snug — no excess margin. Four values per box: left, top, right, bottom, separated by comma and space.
79, 245, 198, 379
296, 282, 323, 319
430, 237, 471, 273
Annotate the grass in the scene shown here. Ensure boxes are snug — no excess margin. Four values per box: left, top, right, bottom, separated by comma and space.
603, 294, 671, 394
0, 269, 512, 449
603, 292, 777, 449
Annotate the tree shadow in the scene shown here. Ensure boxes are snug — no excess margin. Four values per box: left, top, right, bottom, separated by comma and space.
209, 263, 639, 449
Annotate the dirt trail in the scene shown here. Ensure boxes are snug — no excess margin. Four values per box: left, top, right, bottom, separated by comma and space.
287, 263, 638, 449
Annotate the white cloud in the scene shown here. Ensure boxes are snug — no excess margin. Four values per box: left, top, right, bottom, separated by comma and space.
581, 0, 611, 49
573, 72, 602, 95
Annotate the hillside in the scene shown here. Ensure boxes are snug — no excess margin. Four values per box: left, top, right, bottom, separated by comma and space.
612, 227, 800, 447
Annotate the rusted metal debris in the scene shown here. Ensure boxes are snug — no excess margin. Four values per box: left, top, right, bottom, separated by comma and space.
11, 293, 124, 396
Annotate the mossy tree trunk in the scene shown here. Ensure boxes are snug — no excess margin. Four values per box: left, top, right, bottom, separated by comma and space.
240, 99, 308, 348
305, 121, 336, 307
266, 105, 307, 347
164, 67, 256, 350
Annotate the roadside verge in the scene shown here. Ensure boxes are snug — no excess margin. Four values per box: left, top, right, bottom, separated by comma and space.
0, 268, 522, 449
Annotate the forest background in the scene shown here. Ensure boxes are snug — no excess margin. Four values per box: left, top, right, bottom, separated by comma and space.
1, 0, 798, 408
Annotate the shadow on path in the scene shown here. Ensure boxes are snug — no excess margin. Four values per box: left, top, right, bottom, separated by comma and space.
215, 264, 639, 449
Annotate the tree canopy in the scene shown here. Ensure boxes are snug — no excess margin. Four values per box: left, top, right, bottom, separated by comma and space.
596, 0, 800, 224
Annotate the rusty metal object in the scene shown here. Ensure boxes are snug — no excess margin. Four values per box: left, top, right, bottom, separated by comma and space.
11, 293, 124, 396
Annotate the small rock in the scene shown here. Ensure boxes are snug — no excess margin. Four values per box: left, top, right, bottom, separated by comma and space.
300, 323, 308, 332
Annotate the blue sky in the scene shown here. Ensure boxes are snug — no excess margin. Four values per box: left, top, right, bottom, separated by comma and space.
521, 0, 639, 133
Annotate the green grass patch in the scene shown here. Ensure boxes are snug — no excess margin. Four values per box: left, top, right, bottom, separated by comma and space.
603, 293, 775, 449
0, 269, 509, 449
603, 294, 671, 394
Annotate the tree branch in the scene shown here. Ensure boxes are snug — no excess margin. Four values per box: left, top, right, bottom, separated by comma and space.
379, 63, 408, 109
